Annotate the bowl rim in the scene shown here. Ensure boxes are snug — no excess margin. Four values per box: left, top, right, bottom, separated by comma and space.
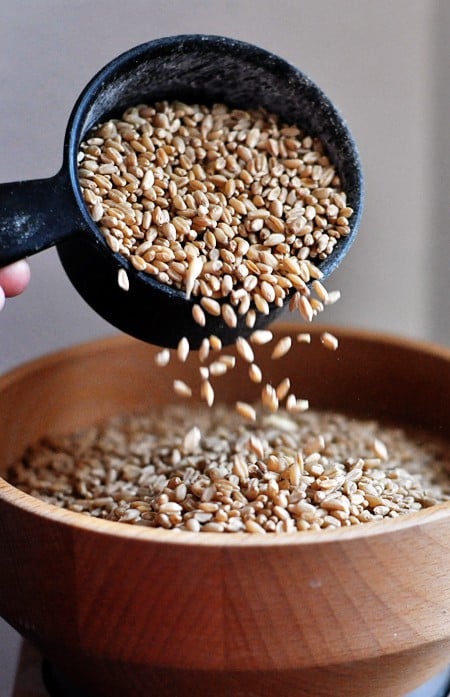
0, 326, 449, 548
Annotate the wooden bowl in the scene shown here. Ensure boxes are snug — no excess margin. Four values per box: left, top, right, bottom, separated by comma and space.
0, 326, 448, 697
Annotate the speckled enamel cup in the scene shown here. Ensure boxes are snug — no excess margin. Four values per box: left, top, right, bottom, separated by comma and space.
0, 35, 363, 347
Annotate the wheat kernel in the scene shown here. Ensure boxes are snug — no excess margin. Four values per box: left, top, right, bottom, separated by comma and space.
200, 379, 215, 407
234, 401, 256, 422
320, 332, 339, 351
173, 380, 192, 398
117, 268, 129, 291
248, 363, 263, 383
276, 378, 291, 401
236, 337, 255, 363
177, 337, 190, 363
192, 304, 206, 326
271, 336, 292, 359
222, 303, 237, 328
154, 349, 170, 366
249, 330, 273, 345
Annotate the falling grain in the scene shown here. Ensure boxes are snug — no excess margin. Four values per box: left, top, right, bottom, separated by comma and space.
271, 336, 292, 360
320, 332, 339, 351
173, 380, 193, 398
117, 268, 129, 291
154, 349, 170, 367
177, 337, 190, 363
235, 402, 257, 422
248, 363, 263, 384
249, 330, 273, 345
200, 379, 215, 407
236, 337, 255, 363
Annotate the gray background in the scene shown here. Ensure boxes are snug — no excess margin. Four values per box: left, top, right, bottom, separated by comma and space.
0, 0, 449, 694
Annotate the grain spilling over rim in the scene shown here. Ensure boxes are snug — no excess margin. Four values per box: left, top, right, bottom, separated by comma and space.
192, 304, 206, 327
8, 405, 450, 534
117, 268, 129, 292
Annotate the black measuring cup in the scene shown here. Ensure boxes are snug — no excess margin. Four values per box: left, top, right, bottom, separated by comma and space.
0, 34, 363, 348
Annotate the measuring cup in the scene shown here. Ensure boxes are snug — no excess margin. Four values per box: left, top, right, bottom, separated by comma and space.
0, 34, 363, 348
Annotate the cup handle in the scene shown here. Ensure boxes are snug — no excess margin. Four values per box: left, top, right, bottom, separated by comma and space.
0, 171, 80, 267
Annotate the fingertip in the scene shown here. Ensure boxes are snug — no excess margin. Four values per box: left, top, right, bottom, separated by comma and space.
0, 260, 31, 297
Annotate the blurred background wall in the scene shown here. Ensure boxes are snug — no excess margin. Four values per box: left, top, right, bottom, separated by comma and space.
0, 0, 449, 380
0, 0, 448, 692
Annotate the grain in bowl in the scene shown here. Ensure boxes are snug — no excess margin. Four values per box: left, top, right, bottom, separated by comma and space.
8, 401, 450, 533
1, 329, 448, 697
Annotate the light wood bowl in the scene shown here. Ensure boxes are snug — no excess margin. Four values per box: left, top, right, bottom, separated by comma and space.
0, 326, 449, 697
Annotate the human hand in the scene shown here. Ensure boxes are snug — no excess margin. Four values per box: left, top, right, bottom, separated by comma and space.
0, 260, 31, 311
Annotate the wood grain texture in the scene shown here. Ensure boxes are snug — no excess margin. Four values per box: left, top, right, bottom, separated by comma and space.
0, 326, 449, 697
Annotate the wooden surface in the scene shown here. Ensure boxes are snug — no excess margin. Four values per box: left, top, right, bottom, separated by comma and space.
11, 641, 450, 697
0, 327, 449, 697
10, 643, 450, 697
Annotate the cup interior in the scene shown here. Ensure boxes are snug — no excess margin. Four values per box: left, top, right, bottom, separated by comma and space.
67, 34, 363, 257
